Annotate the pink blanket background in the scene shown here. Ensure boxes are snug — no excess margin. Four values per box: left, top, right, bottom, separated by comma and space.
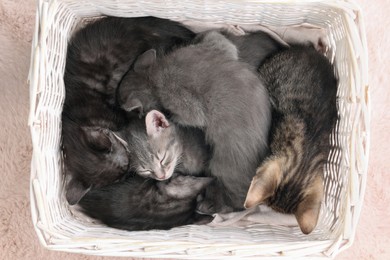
0, 0, 388, 259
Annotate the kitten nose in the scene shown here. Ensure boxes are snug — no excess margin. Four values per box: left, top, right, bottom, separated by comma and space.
155, 171, 166, 180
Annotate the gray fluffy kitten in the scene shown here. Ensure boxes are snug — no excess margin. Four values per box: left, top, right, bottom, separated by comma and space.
121, 110, 210, 180
117, 29, 284, 117
118, 31, 271, 213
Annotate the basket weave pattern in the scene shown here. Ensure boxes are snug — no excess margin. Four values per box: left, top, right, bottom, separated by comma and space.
28, 0, 369, 258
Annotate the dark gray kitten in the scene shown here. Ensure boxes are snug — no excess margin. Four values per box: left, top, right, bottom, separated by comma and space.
78, 174, 214, 231
62, 16, 195, 204
244, 45, 338, 234
63, 121, 129, 205
118, 31, 272, 213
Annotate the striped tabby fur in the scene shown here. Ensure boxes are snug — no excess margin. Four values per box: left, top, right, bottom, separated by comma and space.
245, 45, 338, 234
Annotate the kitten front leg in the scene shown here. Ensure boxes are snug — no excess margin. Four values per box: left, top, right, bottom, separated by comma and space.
272, 24, 330, 53
169, 112, 205, 128
182, 21, 245, 36
200, 144, 255, 213
196, 180, 234, 214
158, 90, 207, 128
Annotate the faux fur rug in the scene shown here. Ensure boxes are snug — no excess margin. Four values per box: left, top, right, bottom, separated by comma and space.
0, 0, 388, 259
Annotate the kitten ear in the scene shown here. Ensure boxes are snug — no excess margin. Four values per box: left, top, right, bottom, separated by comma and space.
123, 97, 144, 117
162, 176, 213, 199
134, 49, 157, 73
65, 178, 92, 205
145, 110, 170, 137
295, 175, 323, 234
81, 126, 112, 152
244, 159, 282, 209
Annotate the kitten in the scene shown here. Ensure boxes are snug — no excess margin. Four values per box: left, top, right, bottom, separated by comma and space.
118, 31, 272, 213
117, 29, 284, 116
63, 120, 130, 205
78, 174, 214, 231
121, 110, 211, 180
62, 16, 195, 204
244, 45, 338, 234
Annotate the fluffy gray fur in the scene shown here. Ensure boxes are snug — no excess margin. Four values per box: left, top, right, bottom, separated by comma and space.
119, 31, 271, 212
119, 110, 211, 180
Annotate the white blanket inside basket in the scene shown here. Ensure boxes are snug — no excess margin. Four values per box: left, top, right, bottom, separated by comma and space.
209, 205, 298, 227
181, 20, 330, 53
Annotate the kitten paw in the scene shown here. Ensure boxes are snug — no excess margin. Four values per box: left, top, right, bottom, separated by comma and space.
193, 214, 214, 225
283, 25, 330, 53
196, 199, 216, 215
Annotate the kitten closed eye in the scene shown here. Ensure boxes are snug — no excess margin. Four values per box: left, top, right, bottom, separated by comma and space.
162, 159, 172, 167
139, 169, 154, 175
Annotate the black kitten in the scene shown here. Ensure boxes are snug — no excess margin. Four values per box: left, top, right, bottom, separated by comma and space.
78, 174, 214, 231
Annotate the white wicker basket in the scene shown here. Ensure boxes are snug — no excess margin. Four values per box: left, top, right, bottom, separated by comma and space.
28, 0, 369, 258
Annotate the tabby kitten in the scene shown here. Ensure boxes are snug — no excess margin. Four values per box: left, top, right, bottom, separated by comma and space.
118, 31, 271, 213
78, 174, 214, 231
244, 45, 338, 234
62, 16, 195, 204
